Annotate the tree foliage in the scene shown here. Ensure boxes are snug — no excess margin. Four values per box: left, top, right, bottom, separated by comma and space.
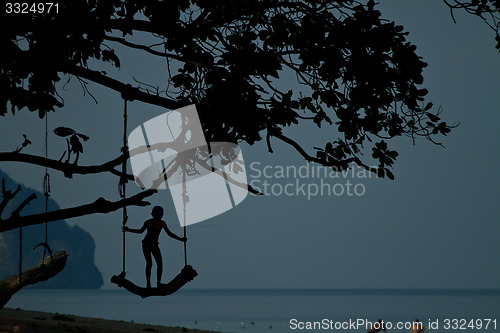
2, 0, 483, 179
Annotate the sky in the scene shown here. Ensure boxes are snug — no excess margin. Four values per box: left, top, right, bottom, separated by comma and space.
0, 0, 499, 290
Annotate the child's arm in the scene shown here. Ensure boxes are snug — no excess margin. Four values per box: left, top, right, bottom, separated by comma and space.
123, 221, 148, 234
162, 222, 187, 242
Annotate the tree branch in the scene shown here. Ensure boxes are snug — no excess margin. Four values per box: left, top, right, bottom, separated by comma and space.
106, 19, 158, 34
103, 35, 204, 67
63, 66, 182, 110
0, 138, 206, 182
272, 132, 383, 176
0, 152, 132, 180
104, 35, 172, 57
0, 190, 156, 233
193, 156, 264, 195
0, 251, 68, 309
10, 193, 36, 218
272, 132, 337, 164
0, 179, 21, 217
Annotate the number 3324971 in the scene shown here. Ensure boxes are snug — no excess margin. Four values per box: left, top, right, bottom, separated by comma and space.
5, 3, 59, 14
443, 319, 497, 330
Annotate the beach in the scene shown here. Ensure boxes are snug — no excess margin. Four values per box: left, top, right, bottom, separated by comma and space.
0, 308, 219, 333
4, 289, 500, 333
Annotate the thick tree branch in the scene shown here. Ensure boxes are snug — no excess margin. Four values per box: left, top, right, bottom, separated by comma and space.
0, 251, 68, 309
0, 190, 156, 233
0, 152, 132, 180
104, 35, 173, 58
0, 139, 203, 181
63, 66, 182, 110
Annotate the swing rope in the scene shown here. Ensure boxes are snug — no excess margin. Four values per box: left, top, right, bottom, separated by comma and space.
18, 219, 22, 281
19, 113, 52, 281
42, 111, 51, 260
182, 167, 188, 267
34, 112, 53, 260
119, 98, 128, 275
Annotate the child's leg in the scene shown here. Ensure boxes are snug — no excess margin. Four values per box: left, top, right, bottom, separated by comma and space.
151, 245, 163, 287
142, 242, 153, 288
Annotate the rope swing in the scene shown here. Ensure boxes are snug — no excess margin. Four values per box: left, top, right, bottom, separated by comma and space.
33, 112, 53, 260
111, 97, 197, 298
19, 113, 53, 282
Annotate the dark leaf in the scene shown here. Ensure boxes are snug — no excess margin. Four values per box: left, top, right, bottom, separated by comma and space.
54, 127, 76, 137
70, 135, 84, 154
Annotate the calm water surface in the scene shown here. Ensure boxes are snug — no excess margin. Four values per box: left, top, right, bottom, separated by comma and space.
7, 289, 500, 333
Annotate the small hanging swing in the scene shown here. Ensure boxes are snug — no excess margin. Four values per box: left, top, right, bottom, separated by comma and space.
33, 112, 54, 259
19, 113, 53, 283
110, 98, 197, 298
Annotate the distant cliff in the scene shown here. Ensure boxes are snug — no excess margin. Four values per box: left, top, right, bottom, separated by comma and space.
0, 169, 103, 288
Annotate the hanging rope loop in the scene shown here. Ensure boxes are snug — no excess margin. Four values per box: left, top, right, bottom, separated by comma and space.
118, 176, 127, 199
41, 171, 52, 261
43, 173, 51, 198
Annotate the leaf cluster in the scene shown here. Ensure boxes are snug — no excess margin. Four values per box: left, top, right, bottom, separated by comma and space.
1, 0, 462, 177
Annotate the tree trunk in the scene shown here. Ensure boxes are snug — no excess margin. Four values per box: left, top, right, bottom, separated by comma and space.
0, 250, 68, 309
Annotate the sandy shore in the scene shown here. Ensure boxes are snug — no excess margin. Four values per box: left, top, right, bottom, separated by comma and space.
0, 308, 220, 333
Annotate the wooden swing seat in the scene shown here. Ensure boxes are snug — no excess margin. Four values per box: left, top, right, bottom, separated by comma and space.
111, 265, 197, 298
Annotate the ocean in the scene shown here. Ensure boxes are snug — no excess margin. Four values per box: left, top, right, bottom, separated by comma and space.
6, 289, 500, 333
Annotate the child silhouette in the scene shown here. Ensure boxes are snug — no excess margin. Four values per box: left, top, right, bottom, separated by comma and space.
123, 206, 186, 288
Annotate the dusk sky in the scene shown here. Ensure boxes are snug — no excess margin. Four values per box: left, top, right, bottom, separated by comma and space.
0, 0, 498, 290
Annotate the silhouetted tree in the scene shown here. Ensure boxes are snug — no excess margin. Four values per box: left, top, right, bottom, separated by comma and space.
1, 1, 464, 179
0, 0, 497, 292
